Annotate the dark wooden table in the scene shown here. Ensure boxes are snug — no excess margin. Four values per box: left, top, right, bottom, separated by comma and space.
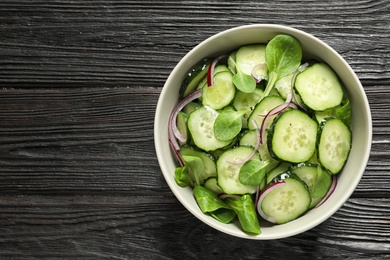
0, 1, 389, 259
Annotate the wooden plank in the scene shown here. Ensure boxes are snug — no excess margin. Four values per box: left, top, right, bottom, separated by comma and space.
0, 0, 389, 258
0, 195, 388, 259
0, 87, 174, 196
0, 87, 387, 197
0, 0, 388, 87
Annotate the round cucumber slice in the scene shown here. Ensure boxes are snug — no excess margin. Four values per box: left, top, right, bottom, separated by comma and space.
268, 110, 318, 163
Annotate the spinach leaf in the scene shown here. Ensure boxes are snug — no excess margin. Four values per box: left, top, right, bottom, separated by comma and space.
227, 51, 237, 74
317, 99, 351, 127
193, 185, 231, 213
225, 195, 261, 235
262, 34, 302, 99
229, 56, 257, 93
174, 166, 194, 187
312, 165, 332, 199
239, 160, 270, 185
214, 110, 247, 141
210, 208, 237, 224
182, 155, 204, 186
335, 99, 351, 127
233, 70, 257, 94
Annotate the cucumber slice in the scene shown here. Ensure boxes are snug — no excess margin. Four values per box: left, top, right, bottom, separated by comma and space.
196, 76, 207, 92
180, 57, 212, 98
233, 88, 264, 128
294, 63, 344, 111
214, 64, 230, 74
204, 177, 223, 195
260, 176, 311, 224
248, 95, 285, 132
290, 164, 317, 193
239, 130, 277, 166
258, 143, 274, 163
182, 102, 200, 115
317, 118, 352, 174
187, 106, 232, 151
196, 65, 232, 100
239, 130, 258, 148
179, 146, 217, 182
176, 111, 189, 146
233, 88, 264, 111
202, 71, 236, 110
268, 110, 318, 163
217, 146, 260, 195
290, 163, 332, 208
266, 162, 291, 184
227, 50, 237, 74
235, 44, 266, 75
274, 73, 293, 99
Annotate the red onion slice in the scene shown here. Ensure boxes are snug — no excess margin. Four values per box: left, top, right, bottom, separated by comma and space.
256, 181, 286, 223
168, 89, 202, 159
259, 93, 294, 145
207, 55, 227, 87
169, 139, 185, 166
315, 175, 337, 208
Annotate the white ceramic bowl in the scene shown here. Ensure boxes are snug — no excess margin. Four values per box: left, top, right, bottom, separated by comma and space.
154, 24, 372, 240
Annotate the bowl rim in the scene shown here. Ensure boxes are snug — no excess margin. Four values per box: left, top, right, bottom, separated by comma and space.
154, 24, 372, 240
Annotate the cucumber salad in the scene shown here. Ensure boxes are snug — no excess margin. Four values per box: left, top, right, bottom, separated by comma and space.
168, 34, 352, 235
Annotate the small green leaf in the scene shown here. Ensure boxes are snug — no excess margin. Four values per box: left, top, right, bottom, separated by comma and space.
193, 185, 231, 213
239, 160, 270, 185
210, 208, 237, 224
229, 55, 256, 93
232, 70, 257, 93
214, 110, 246, 141
227, 51, 237, 74
312, 165, 332, 199
335, 99, 351, 127
225, 195, 261, 235
262, 34, 302, 99
182, 155, 204, 186
267, 34, 302, 78
174, 166, 193, 187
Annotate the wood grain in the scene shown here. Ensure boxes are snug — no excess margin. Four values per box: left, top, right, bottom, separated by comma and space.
0, 0, 388, 88
0, 0, 389, 259
0, 195, 389, 259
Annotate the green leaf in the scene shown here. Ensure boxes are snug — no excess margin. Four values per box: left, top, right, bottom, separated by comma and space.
227, 51, 237, 74
262, 34, 302, 99
174, 166, 193, 187
312, 165, 332, 199
315, 99, 351, 128
214, 110, 246, 141
182, 155, 204, 186
267, 35, 303, 78
335, 99, 351, 127
193, 185, 231, 213
229, 55, 256, 93
239, 160, 269, 185
225, 195, 261, 235
232, 69, 257, 93
210, 208, 237, 224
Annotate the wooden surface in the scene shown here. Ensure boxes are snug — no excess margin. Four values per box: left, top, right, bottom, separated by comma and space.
0, 0, 389, 259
